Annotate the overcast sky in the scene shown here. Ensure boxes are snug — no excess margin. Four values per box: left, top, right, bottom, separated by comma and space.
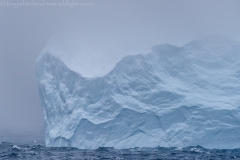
0, 0, 240, 133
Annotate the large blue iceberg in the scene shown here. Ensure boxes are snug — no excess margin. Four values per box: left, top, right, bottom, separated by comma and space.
37, 35, 240, 149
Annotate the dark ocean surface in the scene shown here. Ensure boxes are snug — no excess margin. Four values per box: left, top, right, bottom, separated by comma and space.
1, 131, 240, 160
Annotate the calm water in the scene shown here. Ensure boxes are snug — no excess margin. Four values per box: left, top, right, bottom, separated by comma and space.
1, 131, 240, 159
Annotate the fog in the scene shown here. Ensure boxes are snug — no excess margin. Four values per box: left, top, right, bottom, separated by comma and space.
0, 0, 240, 132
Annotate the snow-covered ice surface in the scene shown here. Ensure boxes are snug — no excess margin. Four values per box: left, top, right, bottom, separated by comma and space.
36, 35, 240, 149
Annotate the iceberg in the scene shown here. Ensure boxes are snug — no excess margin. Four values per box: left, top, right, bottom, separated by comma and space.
36, 35, 240, 149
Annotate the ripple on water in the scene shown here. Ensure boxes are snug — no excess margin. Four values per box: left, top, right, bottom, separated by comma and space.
1, 142, 240, 160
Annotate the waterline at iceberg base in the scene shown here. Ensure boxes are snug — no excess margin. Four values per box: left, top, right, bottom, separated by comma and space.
36, 35, 240, 149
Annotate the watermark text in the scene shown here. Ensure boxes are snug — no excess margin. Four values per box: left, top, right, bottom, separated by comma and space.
0, 0, 93, 8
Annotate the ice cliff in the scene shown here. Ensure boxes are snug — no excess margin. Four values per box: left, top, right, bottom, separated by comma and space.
36, 35, 240, 149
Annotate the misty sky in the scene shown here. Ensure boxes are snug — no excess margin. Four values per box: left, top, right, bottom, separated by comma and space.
0, 0, 240, 133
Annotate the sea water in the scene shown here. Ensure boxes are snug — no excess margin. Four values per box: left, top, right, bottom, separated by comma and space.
1, 131, 240, 160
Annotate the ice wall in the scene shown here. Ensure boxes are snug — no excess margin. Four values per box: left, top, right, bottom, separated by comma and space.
37, 35, 240, 149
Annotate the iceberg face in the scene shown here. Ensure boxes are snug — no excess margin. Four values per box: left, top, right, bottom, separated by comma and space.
37, 35, 240, 149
